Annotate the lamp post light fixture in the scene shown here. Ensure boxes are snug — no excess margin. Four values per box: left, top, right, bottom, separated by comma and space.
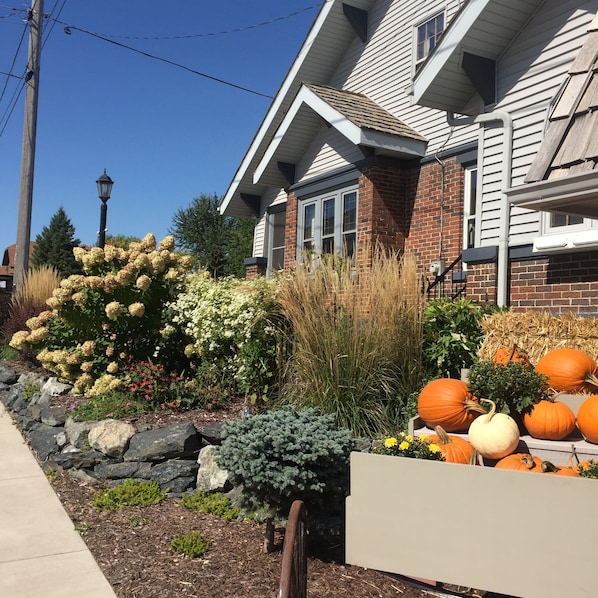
96, 169, 114, 248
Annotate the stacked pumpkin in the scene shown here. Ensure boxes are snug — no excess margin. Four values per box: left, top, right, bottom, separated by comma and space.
416, 347, 598, 475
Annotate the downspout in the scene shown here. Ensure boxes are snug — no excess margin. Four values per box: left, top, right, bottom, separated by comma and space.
447, 110, 513, 307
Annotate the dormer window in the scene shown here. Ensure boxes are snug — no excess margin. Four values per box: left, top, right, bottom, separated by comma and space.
415, 12, 445, 70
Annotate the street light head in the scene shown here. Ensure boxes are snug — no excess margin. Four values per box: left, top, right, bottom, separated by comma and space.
96, 169, 114, 202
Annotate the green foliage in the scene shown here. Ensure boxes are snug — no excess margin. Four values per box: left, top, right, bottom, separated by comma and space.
578, 460, 598, 479
215, 407, 354, 526
69, 392, 151, 422
10, 234, 194, 395
23, 380, 41, 400
105, 234, 141, 249
92, 479, 167, 511
467, 360, 548, 416
167, 272, 282, 402
169, 193, 254, 279
128, 515, 150, 527
171, 531, 210, 558
31, 207, 82, 277
180, 491, 240, 521
422, 298, 503, 379
277, 249, 425, 436
0, 341, 19, 361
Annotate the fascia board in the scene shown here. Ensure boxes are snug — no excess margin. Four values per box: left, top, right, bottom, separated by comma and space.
219, 0, 336, 214
359, 129, 427, 157
411, 0, 492, 106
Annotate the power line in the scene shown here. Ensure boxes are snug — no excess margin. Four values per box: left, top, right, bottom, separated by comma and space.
56, 22, 275, 99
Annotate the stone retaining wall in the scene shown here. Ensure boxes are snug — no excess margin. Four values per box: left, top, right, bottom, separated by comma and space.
0, 364, 230, 495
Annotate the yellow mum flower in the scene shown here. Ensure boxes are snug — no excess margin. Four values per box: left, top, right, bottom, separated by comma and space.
384, 437, 398, 448
419, 434, 428, 441
405, 435, 414, 442
399, 441, 410, 451
428, 443, 441, 453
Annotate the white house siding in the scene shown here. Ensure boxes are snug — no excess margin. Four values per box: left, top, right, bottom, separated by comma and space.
483, 0, 598, 247
254, 188, 288, 257
295, 0, 477, 185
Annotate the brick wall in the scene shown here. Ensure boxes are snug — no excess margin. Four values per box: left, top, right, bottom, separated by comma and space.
509, 251, 598, 316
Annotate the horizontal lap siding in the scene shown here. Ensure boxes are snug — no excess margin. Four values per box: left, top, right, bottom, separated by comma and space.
491, 0, 598, 247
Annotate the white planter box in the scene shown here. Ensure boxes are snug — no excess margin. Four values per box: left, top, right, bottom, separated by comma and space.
346, 452, 598, 598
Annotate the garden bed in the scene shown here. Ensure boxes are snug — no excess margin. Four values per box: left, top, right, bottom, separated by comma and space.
345, 451, 598, 598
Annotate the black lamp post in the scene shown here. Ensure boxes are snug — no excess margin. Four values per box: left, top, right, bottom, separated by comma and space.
96, 169, 114, 248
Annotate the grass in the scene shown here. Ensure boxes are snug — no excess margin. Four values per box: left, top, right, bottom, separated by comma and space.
92, 479, 167, 511
277, 245, 425, 437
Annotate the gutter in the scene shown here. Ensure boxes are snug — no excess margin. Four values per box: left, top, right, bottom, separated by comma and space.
447, 110, 513, 307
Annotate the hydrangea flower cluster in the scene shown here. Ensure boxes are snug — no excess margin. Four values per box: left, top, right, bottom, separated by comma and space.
166, 272, 281, 398
10, 234, 192, 395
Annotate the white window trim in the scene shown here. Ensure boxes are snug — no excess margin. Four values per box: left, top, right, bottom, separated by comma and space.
533, 213, 598, 253
413, 10, 446, 74
266, 207, 286, 276
296, 186, 358, 262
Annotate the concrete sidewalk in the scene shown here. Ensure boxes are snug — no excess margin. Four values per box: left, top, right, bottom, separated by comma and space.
0, 403, 116, 598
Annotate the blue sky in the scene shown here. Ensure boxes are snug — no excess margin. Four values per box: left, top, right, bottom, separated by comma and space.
0, 1, 321, 252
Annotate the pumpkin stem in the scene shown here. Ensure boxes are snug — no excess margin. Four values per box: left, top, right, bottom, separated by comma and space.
541, 460, 560, 473
585, 370, 598, 390
478, 398, 497, 420
433, 425, 451, 445
469, 449, 480, 466
464, 398, 488, 415
521, 454, 537, 470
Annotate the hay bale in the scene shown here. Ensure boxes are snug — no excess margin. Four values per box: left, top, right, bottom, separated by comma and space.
478, 312, 598, 365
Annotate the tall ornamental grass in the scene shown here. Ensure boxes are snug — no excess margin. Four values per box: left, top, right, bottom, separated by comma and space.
277, 246, 425, 437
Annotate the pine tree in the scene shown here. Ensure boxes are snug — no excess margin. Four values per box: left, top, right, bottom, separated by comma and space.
31, 207, 82, 277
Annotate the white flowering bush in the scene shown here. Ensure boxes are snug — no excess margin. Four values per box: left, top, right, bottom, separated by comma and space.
167, 272, 282, 400
10, 234, 193, 394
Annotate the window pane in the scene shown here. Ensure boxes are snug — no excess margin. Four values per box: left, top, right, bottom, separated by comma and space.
272, 211, 285, 248
322, 198, 335, 236
322, 237, 334, 254
303, 204, 315, 241
271, 247, 285, 271
551, 213, 584, 227
343, 233, 356, 258
343, 192, 357, 232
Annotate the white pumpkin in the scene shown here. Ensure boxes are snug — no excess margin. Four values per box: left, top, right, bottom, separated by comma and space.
467, 399, 520, 460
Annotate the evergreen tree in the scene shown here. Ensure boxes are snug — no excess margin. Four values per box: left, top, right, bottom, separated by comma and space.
170, 193, 254, 278
31, 207, 82, 277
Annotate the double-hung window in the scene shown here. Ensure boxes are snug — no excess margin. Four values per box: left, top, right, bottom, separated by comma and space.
414, 12, 445, 71
298, 187, 358, 261
266, 206, 286, 275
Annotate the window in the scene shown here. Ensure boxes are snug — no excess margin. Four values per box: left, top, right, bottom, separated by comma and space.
463, 166, 478, 251
533, 212, 598, 253
267, 207, 286, 275
297, 187, 358, 261
415, 12, 445, 69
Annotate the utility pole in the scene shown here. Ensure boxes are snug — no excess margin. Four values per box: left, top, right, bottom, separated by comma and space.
13, 0, 44, 290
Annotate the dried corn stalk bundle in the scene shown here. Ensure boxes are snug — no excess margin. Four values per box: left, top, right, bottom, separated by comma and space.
478, 311, 598, 365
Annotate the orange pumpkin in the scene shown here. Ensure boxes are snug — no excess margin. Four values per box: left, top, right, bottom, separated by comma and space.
523, 399, 576, 440
535, 348, 598, 393
417, 378, 486, 433
540, 461, 579, 477
493, 345, 532, 368
425, 425, 475, 464
494, 453, 542, 472
576, 395, 598, 443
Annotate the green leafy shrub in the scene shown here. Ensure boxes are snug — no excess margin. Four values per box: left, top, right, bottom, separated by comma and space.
467, 360, 548, 416
423, 298, 503, 379
167, 272, 282, 402
171, 531, 210, 558
92, 479, 167, 511
278, 248, 425, 436
69, 392, 151, 422
215, 407, 354, 530
180, 491, 240, 521
10, 234, 193, 395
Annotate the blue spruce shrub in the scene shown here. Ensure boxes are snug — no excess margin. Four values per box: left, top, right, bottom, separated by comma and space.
215, 407, 354, 534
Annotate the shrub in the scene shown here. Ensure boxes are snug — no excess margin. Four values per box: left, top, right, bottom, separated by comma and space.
3, 266, 61, 355
171, 531, 210, 558
92, 479, 167, 511
167, 272, 282, 402
467, 360, 548, 416
69, 392, 151, 422
277, 247, 425, 436
215, 407, 354, 536
9, 234, 193, 394
180, 491, 240, 521
422, 298, 503, 379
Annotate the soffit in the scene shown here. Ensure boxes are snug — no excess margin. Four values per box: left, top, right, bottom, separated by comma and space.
411, 0, 544, 115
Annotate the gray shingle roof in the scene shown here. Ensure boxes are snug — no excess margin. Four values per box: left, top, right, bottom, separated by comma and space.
305, 83, 426, 142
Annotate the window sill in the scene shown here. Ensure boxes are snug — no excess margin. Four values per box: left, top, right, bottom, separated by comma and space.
533, 229, 598, 253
